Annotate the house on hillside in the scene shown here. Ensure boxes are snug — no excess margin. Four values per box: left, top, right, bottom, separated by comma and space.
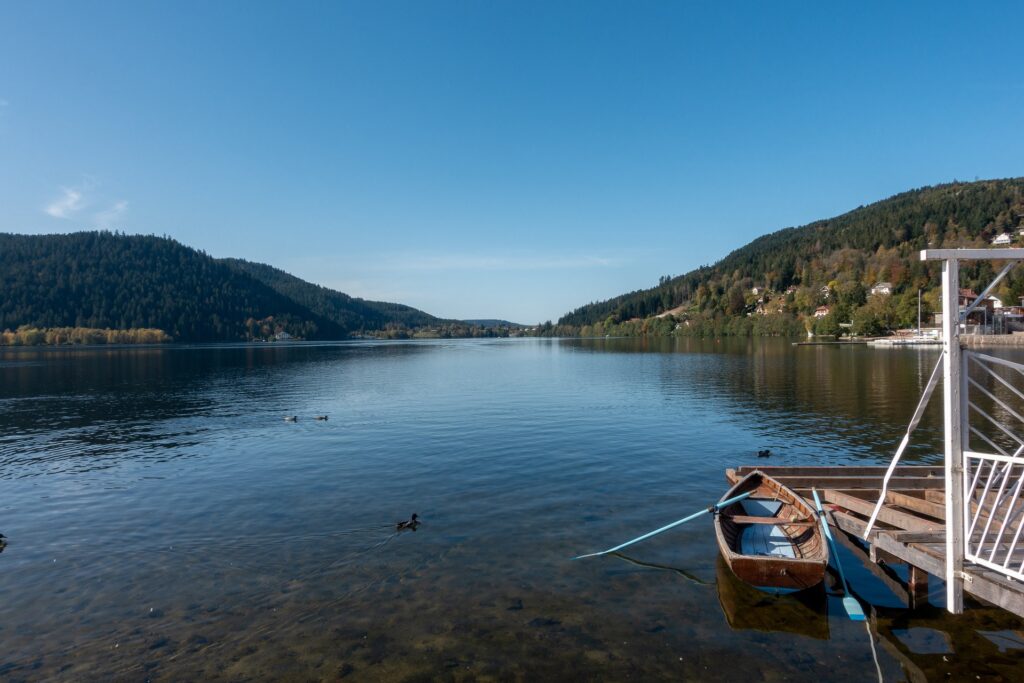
950, 288, 995, 325
274, 330, 293, 341
813, 305, 831, 319
819, 285, 831, 300
870, 282, 893, 296
751, 286, 761, 295
959, 288, 980, 308
993, 232, 1013, 245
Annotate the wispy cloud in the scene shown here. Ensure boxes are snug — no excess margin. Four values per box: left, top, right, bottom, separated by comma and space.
94, 200, 128, 228
45, 186, 85, 219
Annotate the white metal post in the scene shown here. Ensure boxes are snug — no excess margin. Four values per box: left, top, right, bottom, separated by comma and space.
942, 257, 965, 613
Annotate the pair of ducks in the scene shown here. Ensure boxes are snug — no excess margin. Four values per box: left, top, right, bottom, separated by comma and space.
283, 415, 328, 422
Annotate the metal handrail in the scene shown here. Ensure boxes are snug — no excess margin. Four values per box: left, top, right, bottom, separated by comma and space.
863, 355, 944, 536
962, 351, 1024, 582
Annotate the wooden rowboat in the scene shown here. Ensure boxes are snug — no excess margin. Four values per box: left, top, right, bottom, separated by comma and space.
713, 470, 828, 591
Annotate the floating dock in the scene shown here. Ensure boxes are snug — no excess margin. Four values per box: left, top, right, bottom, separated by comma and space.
725, 465, 1024, 619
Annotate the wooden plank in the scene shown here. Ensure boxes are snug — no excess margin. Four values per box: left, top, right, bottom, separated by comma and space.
885, 491, 946, 520
823, 489, 943, 532
723, 514, 816, 527
829, 510, 947, 577
911, 542, 946, 559
827, 506, 1024, 619
773, 476, 944, 490
734, 465, 943, 477
925, 489, 945, 504
869, 544, 903, 565
966, 568, 1024, 619
886, 531, 947, 543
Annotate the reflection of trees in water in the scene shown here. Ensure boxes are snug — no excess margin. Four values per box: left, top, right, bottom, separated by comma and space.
567, 337, 948, 462
0, 343, 433, 477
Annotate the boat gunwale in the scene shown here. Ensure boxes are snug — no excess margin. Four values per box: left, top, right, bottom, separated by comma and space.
714, 470, 828, 567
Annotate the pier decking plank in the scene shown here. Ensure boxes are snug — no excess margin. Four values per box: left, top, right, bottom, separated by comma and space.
823, 489, 943, 532
884, 491, 946, 520
732, 465, 944, 477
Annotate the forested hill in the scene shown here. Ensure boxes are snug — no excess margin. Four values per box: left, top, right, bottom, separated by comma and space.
221, 259, 443, 331
558, 179, 1024, 335
0, 232, 441, 342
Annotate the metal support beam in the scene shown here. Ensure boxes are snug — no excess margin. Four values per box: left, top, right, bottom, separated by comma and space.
942, 257, 965, 613
922, 248, 1024, 261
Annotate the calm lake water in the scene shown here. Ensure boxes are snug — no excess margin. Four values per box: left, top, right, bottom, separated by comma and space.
1, 337, 1023, 681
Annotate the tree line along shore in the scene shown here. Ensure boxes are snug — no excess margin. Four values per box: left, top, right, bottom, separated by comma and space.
0, 326, 172, 346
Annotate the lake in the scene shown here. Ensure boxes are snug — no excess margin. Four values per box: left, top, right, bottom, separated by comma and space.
1, 338, 1022, 681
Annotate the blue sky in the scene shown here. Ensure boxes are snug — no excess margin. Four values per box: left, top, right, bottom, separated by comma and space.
2, 2, 1023, 323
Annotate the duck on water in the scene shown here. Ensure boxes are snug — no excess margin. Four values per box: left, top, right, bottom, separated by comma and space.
397, 513, 420, 531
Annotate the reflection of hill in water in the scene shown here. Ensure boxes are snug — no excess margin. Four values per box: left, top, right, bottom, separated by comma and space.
0, 342, 433, 478
714, 554, 829, 640
566, 336, 949, 462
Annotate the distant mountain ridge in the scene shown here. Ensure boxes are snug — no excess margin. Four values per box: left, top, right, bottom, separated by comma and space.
558, 178, 1024, 334
221, 258, 445, 331
0, 231, 443, 342
461, 319, 524, 328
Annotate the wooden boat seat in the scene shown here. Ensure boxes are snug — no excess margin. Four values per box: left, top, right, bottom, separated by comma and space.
725, 514, 816, 527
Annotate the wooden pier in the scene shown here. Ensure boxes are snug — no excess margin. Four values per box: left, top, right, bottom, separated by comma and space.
725, 465, 1024, 619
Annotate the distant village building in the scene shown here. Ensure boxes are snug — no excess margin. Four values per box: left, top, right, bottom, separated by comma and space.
992, 232, 1013, 245
274, 330, 293, 341
958, 288, 980, 308
870, 282, 893, 296
751, 286, 761, 295
785, 286, 797, 295
813, 305, 830, 319
819, 285, 831, 300
952, 288, 995, 325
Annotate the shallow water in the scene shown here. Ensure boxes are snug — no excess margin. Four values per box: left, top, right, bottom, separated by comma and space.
1, 337, 1022, 681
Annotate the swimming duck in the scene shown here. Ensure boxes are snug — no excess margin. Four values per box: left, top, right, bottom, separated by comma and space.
315, 415, 328, 421
396, 513, 419, 531
757, 449, 772, 458
284, 415, 298, 422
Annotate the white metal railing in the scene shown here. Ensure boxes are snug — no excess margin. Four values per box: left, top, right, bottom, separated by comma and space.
862, 250, 1024, 614
963, 351, 1024, 582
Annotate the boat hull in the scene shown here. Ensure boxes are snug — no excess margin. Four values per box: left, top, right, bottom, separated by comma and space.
713, 470, 828, 591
